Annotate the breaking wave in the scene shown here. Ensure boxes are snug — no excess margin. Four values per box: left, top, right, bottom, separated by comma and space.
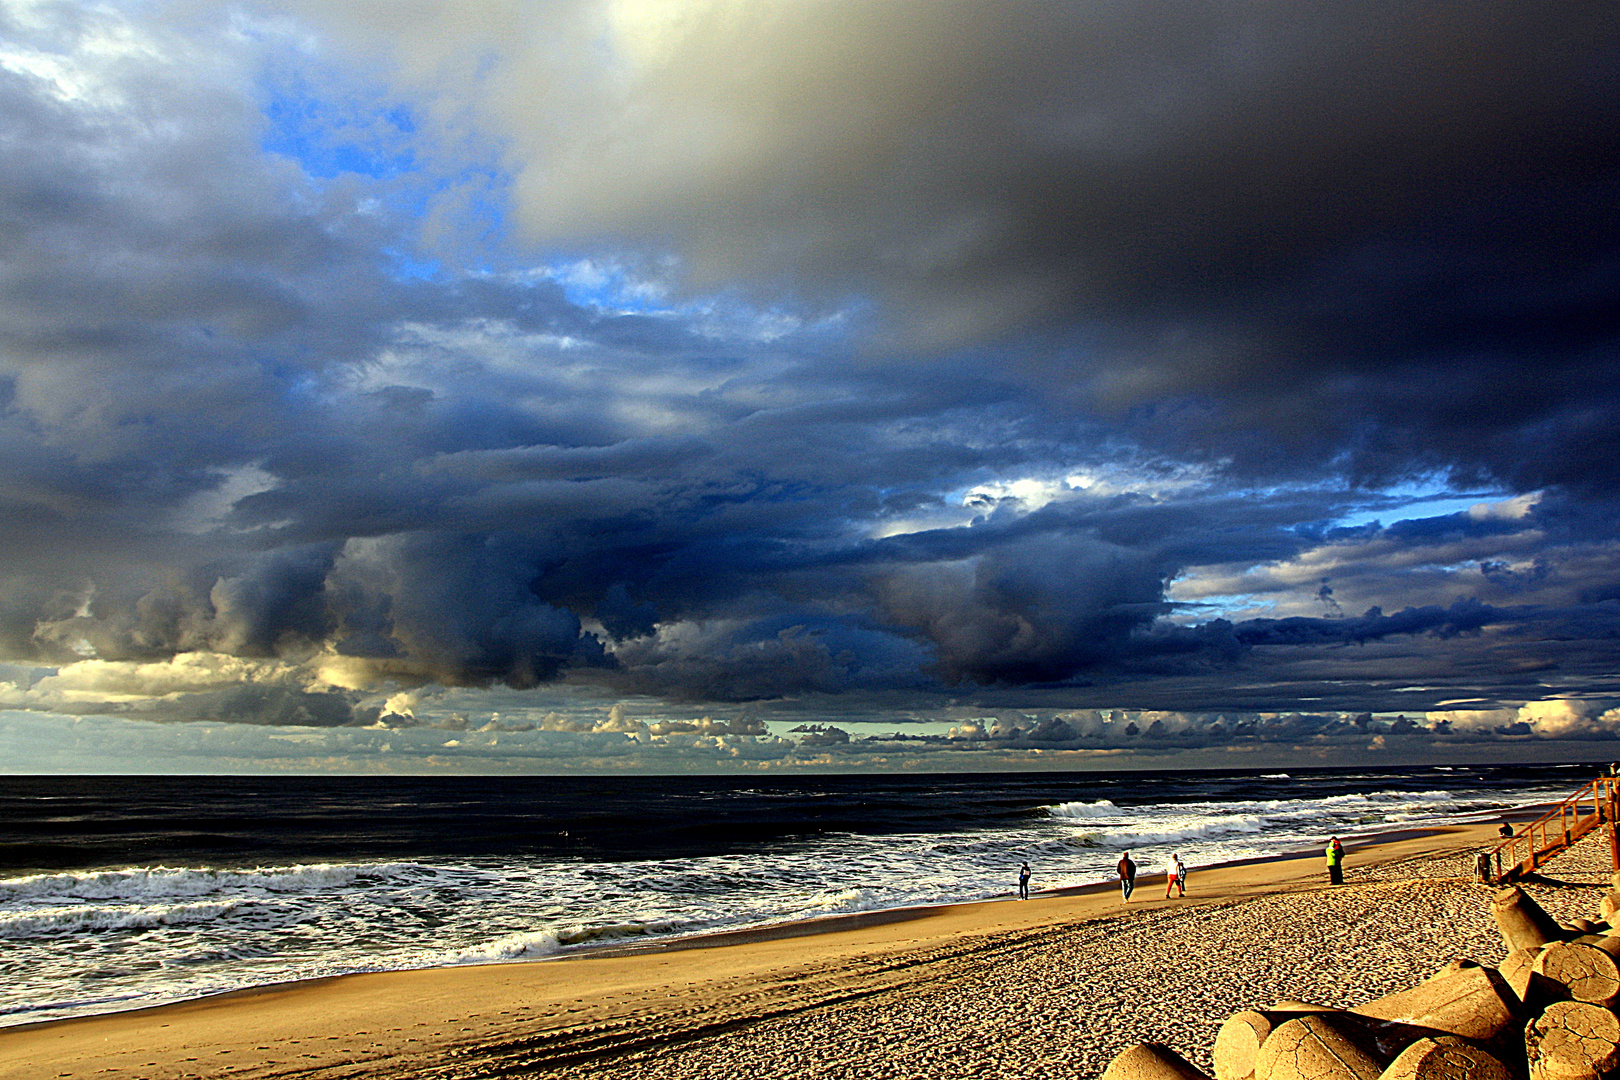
1048, 799, 1120, 818
0, 899, 245, 939
0, 862, 421, 904
1074, 816, 1268, 849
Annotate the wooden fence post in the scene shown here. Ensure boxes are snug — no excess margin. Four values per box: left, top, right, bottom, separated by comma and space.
1609, 779, 1620, 875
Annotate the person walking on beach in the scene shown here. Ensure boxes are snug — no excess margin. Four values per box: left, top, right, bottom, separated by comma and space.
1118, 851, 1137, 902
1166, 852, 1186, 898
1326, 836, 1344, 885
1018, 861, 1031, 900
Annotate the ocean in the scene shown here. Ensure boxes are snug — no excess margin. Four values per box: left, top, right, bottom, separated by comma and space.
0, 763, 1588, 1027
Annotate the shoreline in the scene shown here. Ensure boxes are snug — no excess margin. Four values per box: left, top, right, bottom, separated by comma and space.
559, 802, 1555, 961
0, 818, 1535, 1079
0, 805, 1550, 1036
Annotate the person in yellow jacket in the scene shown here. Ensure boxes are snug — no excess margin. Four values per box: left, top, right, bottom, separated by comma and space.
1326, 836, 1344, 885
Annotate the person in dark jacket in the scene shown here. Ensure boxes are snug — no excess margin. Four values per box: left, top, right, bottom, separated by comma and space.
1118, 851, 1137, 902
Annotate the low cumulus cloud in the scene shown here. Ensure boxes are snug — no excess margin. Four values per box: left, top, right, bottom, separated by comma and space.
1430, 700, 1620, 742
0, 1, 1616, 756
772, 698, 1620, 766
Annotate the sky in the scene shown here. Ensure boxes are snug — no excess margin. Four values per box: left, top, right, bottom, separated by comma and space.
1, 0, 1618, 773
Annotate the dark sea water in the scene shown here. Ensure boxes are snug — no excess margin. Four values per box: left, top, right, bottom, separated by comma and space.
0, 763, 1589, 1026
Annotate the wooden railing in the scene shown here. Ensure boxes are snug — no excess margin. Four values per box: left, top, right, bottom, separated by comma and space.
1490, 775, 1620, 882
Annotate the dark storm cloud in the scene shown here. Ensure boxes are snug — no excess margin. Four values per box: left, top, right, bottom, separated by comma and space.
0, 0, 1617, 736
433, 0, 1620, 493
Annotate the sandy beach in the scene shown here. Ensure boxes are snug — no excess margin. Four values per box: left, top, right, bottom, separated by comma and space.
2, 820, 1607, 1080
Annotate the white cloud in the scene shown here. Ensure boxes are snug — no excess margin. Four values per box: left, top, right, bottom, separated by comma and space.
594, 702, 646, 734
25, 653, 302, 704
1470, 492, 1543, 522
1516, 699, 1619, 739
1425, 708, 1516, 732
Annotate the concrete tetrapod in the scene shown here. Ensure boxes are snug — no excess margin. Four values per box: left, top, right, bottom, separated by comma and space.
1253, 1015, 1390, 1080
1495, 888, 1568, 954
1353, 961, 1522, 1054
1533, 944, 1620, 1008
1102, 1043, 1215, 1080
1379, 1037, 1516, 1080
1525, 1000, 1620, 1080
1217, 1012, 1306, 1080
1502, 949, 1545, 1006
1217, 1011, 1285, 1080
1216, 1011, 1432, 1080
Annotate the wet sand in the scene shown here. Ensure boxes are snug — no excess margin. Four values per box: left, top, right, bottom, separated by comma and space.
1, 821, 1596, 1080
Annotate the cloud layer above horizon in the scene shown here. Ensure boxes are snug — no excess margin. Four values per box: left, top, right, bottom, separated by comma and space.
1, 0, 1618, 767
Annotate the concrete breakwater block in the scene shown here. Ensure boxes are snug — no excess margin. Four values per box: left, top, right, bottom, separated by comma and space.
1525, 1001, 1620, 1080
1353, 961, 1521, 1048
1217, 1012, 1306, 1080
1103, 1043, 1215, 1080
1219, 1012, 1439, 1080
1502, 948, 1544, 1005
1254, 1015, 1389, 1080
1380, 1037, 1516, 1080
1534, 944, 1620, 1009
1496, 888, 1569, 954
1216, 1011, 1288, 1080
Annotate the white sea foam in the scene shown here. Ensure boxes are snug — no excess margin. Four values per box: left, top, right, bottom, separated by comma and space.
1080, 815, 1267, 848
0, 991, 148, 1019
0, 862, 419, 904
0, 899, 245, 939
1047, 799, 1121, 818
805, 886, 875, 914
1034, 783, 1510, 877
441, 929, 563, 963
